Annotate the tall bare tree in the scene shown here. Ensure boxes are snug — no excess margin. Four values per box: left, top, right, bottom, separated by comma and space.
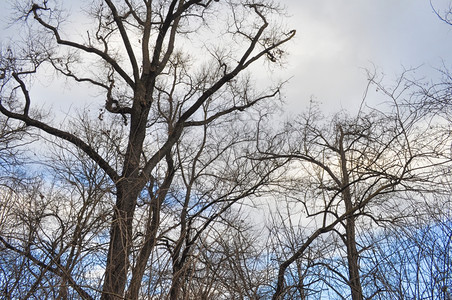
258, 98, 451, 299
0, 0, 294, 298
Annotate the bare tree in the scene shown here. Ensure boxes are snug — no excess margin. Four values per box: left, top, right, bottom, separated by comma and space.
258, 98, 451, 299
0, 122, 115, 299
0, 0, 294, 298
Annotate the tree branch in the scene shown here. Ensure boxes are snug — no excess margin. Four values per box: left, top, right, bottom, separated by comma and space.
0, 100, 120, 183
30, 5, 135, 88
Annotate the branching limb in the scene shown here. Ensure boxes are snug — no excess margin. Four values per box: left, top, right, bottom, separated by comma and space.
184, 88, 280, 127
29, 4, 135, 88
0, 235, 94, 300
0, 96, 120, 183
103, 0, 140, 83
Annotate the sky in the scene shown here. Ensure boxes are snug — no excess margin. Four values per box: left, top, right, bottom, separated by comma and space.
281, 0, 452, 114
1, 1, 452, 116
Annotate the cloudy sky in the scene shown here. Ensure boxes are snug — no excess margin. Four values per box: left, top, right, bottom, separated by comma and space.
1, 1, 452, 115
281, 0, 452, 114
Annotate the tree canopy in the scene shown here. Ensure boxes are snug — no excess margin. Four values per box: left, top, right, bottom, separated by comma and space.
0, 1, 450, 299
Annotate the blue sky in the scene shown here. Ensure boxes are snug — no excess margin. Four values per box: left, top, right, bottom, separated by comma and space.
1, 1, 452, 115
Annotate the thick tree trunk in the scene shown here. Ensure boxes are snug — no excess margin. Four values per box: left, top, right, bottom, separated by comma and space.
102, 90, 150, 299
101, 186, 139, 300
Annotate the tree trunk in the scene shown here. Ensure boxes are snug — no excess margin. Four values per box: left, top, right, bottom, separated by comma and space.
101, 186, 139, 300
102, 90, 150, 299
345, 216, 363, 300
169, 276, 182, 300
339, 127, 364, 300
126, 162, 174, 299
